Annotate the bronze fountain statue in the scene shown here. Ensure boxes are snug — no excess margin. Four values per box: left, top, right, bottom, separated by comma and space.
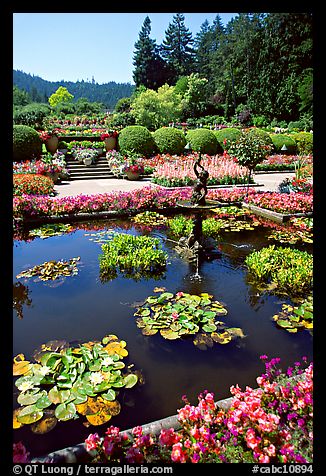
174, 153, 223, 278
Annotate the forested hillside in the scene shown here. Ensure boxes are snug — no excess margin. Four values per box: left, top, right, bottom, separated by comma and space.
13, 70, 135, 110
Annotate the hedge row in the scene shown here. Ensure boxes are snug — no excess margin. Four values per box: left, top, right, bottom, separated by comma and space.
13, 125, 313, 162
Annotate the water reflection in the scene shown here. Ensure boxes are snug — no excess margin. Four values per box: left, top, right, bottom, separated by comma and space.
13, 281, 32, 319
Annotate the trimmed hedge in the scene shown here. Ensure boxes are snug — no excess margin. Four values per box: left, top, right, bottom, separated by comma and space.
13, 125, 42, 162
13, 174, 55, 196
269, 133, 297, 154
153, 127, 186, 155
186, 128, 219, 155
213, 127, 241, 153
118, 125, 156, 157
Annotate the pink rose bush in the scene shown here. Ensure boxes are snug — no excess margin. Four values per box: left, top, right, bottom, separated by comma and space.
82, 356, 312, 464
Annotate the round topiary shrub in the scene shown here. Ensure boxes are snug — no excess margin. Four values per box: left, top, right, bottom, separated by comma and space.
269, 133, 297, 155
13, 125, 42, 162
153, 127, 186, 155
185, 129, 218, 155
213, 127, 241, 153
118, 125, 156, 157
13, 174, 55, 196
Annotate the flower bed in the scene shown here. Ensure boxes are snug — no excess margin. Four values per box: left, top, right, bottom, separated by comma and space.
152, 156, 250, 187
244, 192, 313, 214
13, 174, 55, 197
255, 154, 312, 172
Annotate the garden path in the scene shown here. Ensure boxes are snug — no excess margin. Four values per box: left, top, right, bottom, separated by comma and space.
53, 172, 296, 198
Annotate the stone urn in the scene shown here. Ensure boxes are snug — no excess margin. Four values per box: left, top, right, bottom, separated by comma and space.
104, 137, 117, 151
125, 171, 141, 181
45, 135, 59, 154
83, 157, 93, 167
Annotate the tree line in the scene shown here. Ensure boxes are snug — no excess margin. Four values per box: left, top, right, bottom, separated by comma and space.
132, 12, 313, 123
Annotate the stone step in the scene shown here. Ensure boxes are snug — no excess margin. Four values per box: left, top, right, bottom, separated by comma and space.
68, 174, 115, 180
67, 165, 111, 171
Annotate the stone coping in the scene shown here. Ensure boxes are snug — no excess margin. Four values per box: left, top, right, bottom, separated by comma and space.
242, 203, 313, 223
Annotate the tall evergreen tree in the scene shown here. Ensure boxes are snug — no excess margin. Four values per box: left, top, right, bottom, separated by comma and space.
160, 13, 196, 83
132, 16, 169, 90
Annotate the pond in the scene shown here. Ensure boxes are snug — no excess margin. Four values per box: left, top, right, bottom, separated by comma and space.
13, 213, 313, 459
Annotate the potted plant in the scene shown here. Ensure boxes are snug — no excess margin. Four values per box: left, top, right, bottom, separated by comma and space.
57, 140, 68, 154
38, 153, 64, 183
100, 130, 119, 151
122, 152, 144, 180
39, 130, 59, 154
74, 148, 97, 166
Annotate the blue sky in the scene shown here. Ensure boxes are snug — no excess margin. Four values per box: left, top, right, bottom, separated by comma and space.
13, 13, 237, 85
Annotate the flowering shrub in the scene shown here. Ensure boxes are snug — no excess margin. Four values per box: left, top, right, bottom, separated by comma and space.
13, 174, 55, 196
84, 356, 313, 464
245, 192, 313, 214
255, 154, 312, 172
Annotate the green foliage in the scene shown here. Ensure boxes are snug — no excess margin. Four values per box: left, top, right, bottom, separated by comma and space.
245, 245, 313, 296
13, 125, 42, 162
269, 133, 297, 154
13, 85, 31, 107
13, 103, 51, 129
118, 125, 156, 157
186, 128, 218, 155
99, 233, 167, 281
213, 127, 241, 153
153, 127, 186, 155
180, 73, 209, 119
168, 215, 193, 238
48, 86, 74, 108
291, 132, 313, 155
130, 85, 181, 130
13, 335, 138, 431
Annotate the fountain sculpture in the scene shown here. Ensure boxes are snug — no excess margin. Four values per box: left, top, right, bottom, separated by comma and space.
175, 154, 223, 279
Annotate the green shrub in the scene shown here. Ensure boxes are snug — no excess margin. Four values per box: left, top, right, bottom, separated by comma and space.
185, 128, 218, 155
13, 174, 55, 196
291, 132, 313, 155
269, 133, 297, 154
153, 127, 186, 155
118, 125, 156, 157
213, 127, 241, 153
251, 115, 269, 127
13, 125, 42, 162
248, 128, 274, 148
13, 103, 51, 129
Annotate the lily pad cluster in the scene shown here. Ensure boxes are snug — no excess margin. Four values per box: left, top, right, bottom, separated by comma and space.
16, 257, 80, 282
29, 223, 74, 239
133, 291, 245, 350
267, 228, 313, 245
13, 335, 139, 433
272, 295, 313, 333
132, 211, 167, 227
99, 233, 168, 281
84, 229, 117, 244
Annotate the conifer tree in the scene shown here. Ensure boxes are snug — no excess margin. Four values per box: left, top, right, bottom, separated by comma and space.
160, 13, 195, 83
133, 16, 169, 90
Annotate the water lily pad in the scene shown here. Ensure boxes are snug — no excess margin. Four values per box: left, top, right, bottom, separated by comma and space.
160, 329, 180, 340
85, 412, 112, 426
16, 404, 44, 424
211, 331, 232, 344
55, 402, 76, 421
101, 389, 116, 401
123, 374, 138, 389
13, 409, 24, 429
193, 333, 214, 350
30, 410, 58, 434
17, 390, 43, 406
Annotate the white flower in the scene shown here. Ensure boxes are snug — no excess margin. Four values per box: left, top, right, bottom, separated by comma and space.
89, 372, 104, 385
18, 381, 34, 392
38, 365, 51, 376
101, 357, 114, 367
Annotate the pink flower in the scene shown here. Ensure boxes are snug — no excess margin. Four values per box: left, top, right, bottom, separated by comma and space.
13, 441, 30, 463
159, 428, 180, 446
85, 433, 101, 452
171, 442, 187, 463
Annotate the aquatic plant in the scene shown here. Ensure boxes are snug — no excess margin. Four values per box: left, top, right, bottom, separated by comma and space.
13, 335, 138, 432
134, 290, 244, 349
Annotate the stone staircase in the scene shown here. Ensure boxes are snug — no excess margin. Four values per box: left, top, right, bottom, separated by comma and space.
65, 155, 115, 180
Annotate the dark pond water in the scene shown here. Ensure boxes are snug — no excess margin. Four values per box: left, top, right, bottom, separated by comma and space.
13, 214, 313, 458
